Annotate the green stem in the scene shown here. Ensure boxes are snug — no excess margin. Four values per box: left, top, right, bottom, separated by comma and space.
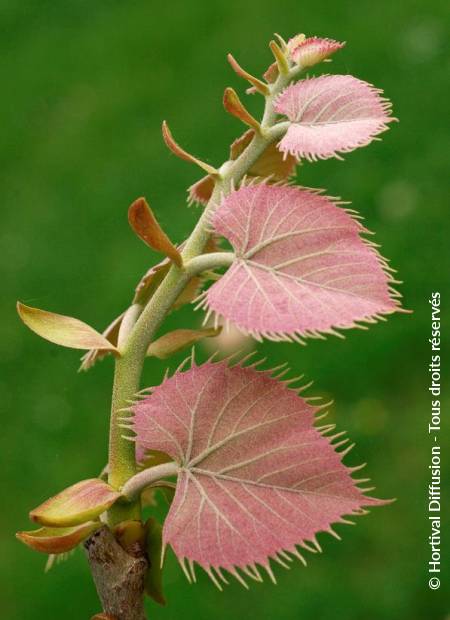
122, 462, 179, 501
107, 62, 302, 525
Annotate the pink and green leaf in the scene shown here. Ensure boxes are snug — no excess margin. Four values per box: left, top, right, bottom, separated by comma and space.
30, 479, 121, 527
131, 360, 387, 585
275, 74, 396, 161
199, 184, 402, 342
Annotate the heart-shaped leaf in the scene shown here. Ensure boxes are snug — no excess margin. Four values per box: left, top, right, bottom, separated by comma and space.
30, 479, 121, 527
16, 522, 101, 554
17, 302, 120, 352
131, 360, 385, 585
199, 184, 401, 342
274, 74, 396, 161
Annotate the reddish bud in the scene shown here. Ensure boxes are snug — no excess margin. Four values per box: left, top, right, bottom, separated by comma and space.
16, 522, 101, 554
30, 479, 121, 527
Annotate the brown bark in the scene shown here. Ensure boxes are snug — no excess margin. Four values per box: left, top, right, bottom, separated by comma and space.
85, 526, 148, 620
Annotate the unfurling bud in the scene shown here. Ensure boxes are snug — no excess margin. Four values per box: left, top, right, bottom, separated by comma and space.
16, 522, 101, 554
269, 40, 289, 75
30, 479, 121, 527
288, 36, 345, 68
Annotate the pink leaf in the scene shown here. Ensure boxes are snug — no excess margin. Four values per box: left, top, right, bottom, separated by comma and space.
288, 36, 345, 67
275, 75, 396, 161
200, 184, 401, 341
132, 360, 385, 584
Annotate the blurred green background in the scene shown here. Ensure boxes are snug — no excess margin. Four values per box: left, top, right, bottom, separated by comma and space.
1, 0, 449, 618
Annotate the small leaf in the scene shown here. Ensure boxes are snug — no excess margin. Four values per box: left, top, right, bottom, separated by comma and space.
246, 35, 301, 96
247, 60, 279, 94
17, 302, 120, 352
288, 36, 344, 67
147, 327, 221, 360
187, 175, 216, 206
162, 121, 218, 176
79, 311, 125, 371
223, 88, 261, 131
30, 479, 121, 527
134, 258, 172, 306
275, 74, 396, 161
227, 53, 269, 95
131, 360, 387, 585
269, 40, 289, 74
16, 522, 100, 554
128, 197, 182, 267
200, 184, 402, 341
263, 61, 279, 83
144, 518, 166, 605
